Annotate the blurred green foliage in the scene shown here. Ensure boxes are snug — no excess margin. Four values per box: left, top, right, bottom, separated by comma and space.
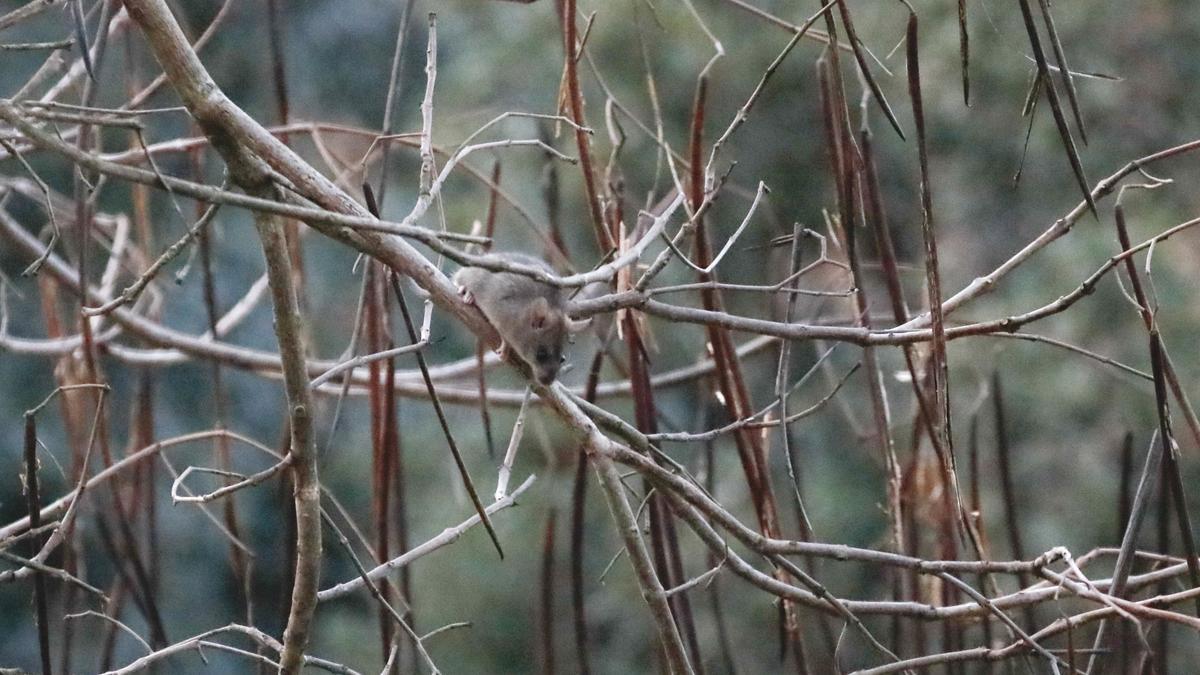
2, 0, 1200, 671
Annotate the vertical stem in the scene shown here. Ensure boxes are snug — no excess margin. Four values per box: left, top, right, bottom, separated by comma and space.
476, 160, 502, 459
24, 414, 52, 675
496, 387, 533, 501
539, 510, 558, 675
375, 0, 413, 207
570, 351, 605, 675
1153, 453, 1170, 670
254, 202, 321, 675
418, 13, 436, 197
593, 450, 692, 674
560, 0, 612, 252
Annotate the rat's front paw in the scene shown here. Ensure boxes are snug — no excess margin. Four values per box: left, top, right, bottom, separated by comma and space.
456, 283, 475, 305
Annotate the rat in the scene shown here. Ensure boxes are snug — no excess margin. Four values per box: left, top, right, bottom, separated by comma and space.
454, 252, 588, 385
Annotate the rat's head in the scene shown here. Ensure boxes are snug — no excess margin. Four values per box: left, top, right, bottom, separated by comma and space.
516, 296, 567, 385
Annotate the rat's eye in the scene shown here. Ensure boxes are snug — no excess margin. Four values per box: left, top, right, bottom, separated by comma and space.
535, 346, 550, 363
559, 355, 567, 364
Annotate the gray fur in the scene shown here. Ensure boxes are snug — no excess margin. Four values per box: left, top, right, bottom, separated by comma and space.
454, 253, 569, 384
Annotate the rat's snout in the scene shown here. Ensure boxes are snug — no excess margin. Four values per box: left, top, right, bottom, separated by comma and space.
536, 369, 557, 385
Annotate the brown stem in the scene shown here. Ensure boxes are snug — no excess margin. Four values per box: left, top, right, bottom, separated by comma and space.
559, 0, 612, 253
23, 414, 52, 675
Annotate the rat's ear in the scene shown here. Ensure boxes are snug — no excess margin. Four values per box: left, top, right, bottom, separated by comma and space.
528, 297, 551, 329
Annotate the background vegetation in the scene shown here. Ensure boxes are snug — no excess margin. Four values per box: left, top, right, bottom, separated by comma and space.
2, 0, 1200, 672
